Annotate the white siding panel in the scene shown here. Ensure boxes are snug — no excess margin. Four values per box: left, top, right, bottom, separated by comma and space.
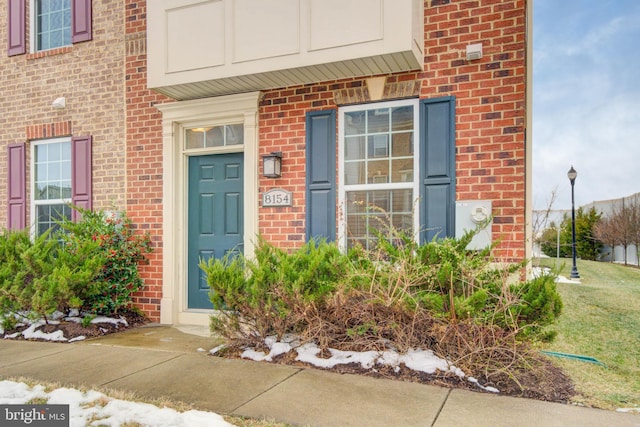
166, 0, 225, 73
308, 0, 383, 51
232, 0, 300, 63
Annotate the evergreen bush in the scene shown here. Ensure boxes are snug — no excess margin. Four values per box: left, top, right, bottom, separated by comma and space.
0, 207, 152, 322
201, 229, 563, 347
0, 229, 104, 323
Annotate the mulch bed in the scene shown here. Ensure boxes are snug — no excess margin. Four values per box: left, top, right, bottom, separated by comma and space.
2, 309, 148, 341
3, 314, 576, 405
214, 344, 576, 404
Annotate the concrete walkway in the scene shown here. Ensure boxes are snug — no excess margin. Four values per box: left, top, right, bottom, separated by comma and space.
0, 325, 638, 427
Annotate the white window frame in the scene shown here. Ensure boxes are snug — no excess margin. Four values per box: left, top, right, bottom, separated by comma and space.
30, 137, 72, 237
338, 99, 420, 250
30, 0, 72, 53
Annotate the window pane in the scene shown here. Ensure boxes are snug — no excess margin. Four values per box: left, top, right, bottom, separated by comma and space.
36, 144, 48, 162
34, 140, 71, 201
367, 109, 389, 133
391, 189, 413, 212
48, 162, 61, 182
36, 0, 71, 51
61, 140, 71, 159
344, 162, 365, 185
185, 128, 205, 149
367, 160, 389, 184
392, 106, 413, 131
187, 125, 244, 149
225, 124, 244, 145
63, 8, 71, 27
368, 135, 389, 158
345, 189, 414, 249
51, 11, 63, 29
346, 214, 366, 237
36, 203, 71, 236
391, 159, 413, 182
344, 136, 365, 161
60, 180, 72, 199
392, 214, 413, 234
370, 190, 390, 212
36, 183, 48, 201
49, 143, 61, 162
345, 111, 365, 135
205, 126, 224, 147
392, 133, 413, 157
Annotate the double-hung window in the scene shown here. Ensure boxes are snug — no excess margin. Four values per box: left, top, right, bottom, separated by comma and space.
339, 99, 420, 249
34, 0, 71, 51
32, 138, 72, 235
7, 0, 92, 56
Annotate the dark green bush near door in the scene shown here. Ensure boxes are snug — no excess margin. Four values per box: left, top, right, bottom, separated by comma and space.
201, 230, 563, 349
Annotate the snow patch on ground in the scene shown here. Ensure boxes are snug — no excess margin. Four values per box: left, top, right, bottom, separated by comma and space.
0, 380, 233, 427
617, 407, 640, 413
531, 266, 580, 284
1, 311, 128, 342
20, 320, 67, 342
239, 335, 498, 393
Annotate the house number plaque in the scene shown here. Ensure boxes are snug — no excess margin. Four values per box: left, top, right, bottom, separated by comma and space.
262, 188, 293, 207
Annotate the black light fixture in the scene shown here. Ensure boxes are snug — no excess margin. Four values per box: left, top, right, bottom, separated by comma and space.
263, 151, 282, 178
567, 166, 580, 279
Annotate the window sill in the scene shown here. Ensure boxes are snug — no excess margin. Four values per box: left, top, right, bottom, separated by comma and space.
27, 46, 73, 61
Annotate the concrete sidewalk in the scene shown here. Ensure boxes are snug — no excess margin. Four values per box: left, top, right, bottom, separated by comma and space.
0, 325, 638, 427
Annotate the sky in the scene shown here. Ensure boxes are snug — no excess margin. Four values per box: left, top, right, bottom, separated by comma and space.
533, 0, 640, 210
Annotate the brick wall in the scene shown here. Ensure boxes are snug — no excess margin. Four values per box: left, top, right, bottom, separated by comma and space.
125, 0, 170, 322
257, 0, 528, 261
0, 0, 127, 224
423, 0, 527, 261
0, 0, 528, 322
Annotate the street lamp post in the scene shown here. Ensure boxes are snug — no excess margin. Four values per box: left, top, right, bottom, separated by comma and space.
567, 166, 580, 279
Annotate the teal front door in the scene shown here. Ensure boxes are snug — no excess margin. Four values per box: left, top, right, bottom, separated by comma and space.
188, 153, 243, 309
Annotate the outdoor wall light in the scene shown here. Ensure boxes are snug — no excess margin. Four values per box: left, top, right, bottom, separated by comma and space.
263, 151, 282, 178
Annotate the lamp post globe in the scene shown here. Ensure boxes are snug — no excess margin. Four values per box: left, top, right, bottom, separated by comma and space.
568, 166, 580, 279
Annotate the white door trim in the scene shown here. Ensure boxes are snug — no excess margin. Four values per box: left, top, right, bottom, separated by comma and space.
156, 92, 262, 326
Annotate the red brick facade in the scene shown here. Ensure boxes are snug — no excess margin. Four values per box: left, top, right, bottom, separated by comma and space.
125, 1, 170, 321
2, 0, 529, 322
256, 0, 528, 260
0, 1, 127, 220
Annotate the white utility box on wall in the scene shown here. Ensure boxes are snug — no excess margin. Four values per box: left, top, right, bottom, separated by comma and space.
455, 200, 492, 250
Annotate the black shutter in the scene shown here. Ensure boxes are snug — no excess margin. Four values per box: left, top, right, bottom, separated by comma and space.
7, 0, 25, 56
420, 97, 456, 242
305, 110, 337, 242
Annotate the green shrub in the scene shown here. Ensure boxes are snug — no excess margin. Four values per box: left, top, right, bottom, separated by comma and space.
506, 271, 563, 337
57, 208, 153, 315
202, 237, 351, 340
0, 228, 104, 323
0, 229, 34, 315
0, 207, 152, 322
202, 229, 563, 347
